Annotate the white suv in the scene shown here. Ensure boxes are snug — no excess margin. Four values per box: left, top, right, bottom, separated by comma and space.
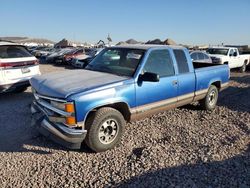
0, 41, 41, 93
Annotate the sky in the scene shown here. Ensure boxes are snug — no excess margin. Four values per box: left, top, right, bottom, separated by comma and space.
0, 0, 250, 45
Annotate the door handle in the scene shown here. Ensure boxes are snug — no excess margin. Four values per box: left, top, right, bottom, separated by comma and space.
172, 80, 178, 85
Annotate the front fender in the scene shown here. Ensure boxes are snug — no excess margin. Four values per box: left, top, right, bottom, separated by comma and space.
69, 83, 136, 123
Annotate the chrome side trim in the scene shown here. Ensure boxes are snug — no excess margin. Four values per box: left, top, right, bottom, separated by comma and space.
36, 99, 72, 117
195, 89, 208, 96
177, 92, 194, 101
131, 92, 197, 114
130, 90, 208, 116
193, 89, 208, 101
131, 97, 177, 114
221, 82, 229, 90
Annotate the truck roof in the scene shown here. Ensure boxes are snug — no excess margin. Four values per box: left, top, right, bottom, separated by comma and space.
112, 44, 185, 50
209, 46, 235, 50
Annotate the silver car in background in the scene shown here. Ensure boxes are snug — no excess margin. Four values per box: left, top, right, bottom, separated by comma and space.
190, 51, 212, 63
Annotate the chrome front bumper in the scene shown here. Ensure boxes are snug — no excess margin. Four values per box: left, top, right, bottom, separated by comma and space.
31, 102, 87, 149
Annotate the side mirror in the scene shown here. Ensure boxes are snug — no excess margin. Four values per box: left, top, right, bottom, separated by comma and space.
139, 72, 160, 82
233, 52, 237, 56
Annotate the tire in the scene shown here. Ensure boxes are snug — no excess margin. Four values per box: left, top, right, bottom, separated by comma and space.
239, 62, 246, 73
84, 107, 125, 152
200, 85, 218, 110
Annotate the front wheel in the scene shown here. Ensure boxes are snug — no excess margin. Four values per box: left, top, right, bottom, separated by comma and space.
84, 107, 125, 152
199, 85, 218, 110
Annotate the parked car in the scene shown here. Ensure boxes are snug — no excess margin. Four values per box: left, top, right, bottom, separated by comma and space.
30, 45, 229, 152
46, 48, 73, 63
71, 55, 92, 68
54, 48, 85, 64
0, 42, 40, 93
32, 47, 55, 58
207, 47, 250, 72
190, 51, 212, 63
71, 48, 104, 68
85, 48, 104, 57
27, 46, 38, 52
39, 48, 58, 63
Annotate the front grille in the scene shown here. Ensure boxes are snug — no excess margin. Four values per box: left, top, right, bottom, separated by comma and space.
32, 89, 74, 126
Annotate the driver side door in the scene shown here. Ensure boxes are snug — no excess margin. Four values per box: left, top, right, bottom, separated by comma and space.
135, 49, 178, 114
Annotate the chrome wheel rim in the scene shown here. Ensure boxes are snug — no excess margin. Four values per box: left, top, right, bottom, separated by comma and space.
98, 119, 119, 144
208, 90, 216, 106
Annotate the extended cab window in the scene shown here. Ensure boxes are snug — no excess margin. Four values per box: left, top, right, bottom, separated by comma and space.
173, 49, 189, 74
143, 49, 175, 77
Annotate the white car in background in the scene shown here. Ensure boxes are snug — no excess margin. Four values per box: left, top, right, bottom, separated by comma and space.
0, 41, 41, 93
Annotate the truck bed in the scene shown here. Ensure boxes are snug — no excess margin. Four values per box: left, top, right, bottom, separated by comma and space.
193, 61, 222, 69
193, 62, 229, 92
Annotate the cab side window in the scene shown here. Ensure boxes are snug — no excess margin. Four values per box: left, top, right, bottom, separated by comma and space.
229, 49, 234, 56
143, 49, 175, 77
173, 49, 189, 74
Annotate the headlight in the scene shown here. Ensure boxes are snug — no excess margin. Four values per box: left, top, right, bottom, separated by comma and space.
50, 101, 76, 126
50, 101, 65, 110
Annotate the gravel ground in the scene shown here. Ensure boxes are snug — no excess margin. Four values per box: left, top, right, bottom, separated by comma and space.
0, 64, 249, 188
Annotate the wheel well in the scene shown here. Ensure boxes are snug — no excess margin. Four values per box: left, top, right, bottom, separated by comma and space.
86, 102, 131, 123
211, 81, 221, 90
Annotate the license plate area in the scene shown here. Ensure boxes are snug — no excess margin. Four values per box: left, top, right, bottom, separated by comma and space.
21, 67, 31, 74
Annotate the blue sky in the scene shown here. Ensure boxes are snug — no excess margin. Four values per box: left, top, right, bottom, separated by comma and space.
0, 0, 249, 45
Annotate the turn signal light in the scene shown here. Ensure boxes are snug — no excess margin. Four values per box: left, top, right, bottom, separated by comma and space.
65, 103, 75, 113
66, 116, 76, 125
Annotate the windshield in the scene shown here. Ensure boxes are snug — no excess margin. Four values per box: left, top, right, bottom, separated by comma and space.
86, 48, 145, 77
207, 48, 228, 55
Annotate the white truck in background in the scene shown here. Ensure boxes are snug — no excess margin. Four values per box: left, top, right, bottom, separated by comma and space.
207, 47, 250, 72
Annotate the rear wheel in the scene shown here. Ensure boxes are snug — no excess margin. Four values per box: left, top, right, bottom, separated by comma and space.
84, 107, 125, 152
239, 62, 247, 73
200, 85, 218, 110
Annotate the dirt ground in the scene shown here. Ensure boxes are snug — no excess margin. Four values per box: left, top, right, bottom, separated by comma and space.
0, 64, 249, 187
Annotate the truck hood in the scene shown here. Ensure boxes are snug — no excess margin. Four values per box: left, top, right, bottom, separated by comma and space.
30, 70, 128, 99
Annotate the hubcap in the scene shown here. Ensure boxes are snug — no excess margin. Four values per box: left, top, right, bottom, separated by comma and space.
208, 90, 216, 106
98, 119, 119, 144
243, 64, 246, 71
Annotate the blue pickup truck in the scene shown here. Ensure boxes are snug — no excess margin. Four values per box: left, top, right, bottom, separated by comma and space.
30, 45, 229, 152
